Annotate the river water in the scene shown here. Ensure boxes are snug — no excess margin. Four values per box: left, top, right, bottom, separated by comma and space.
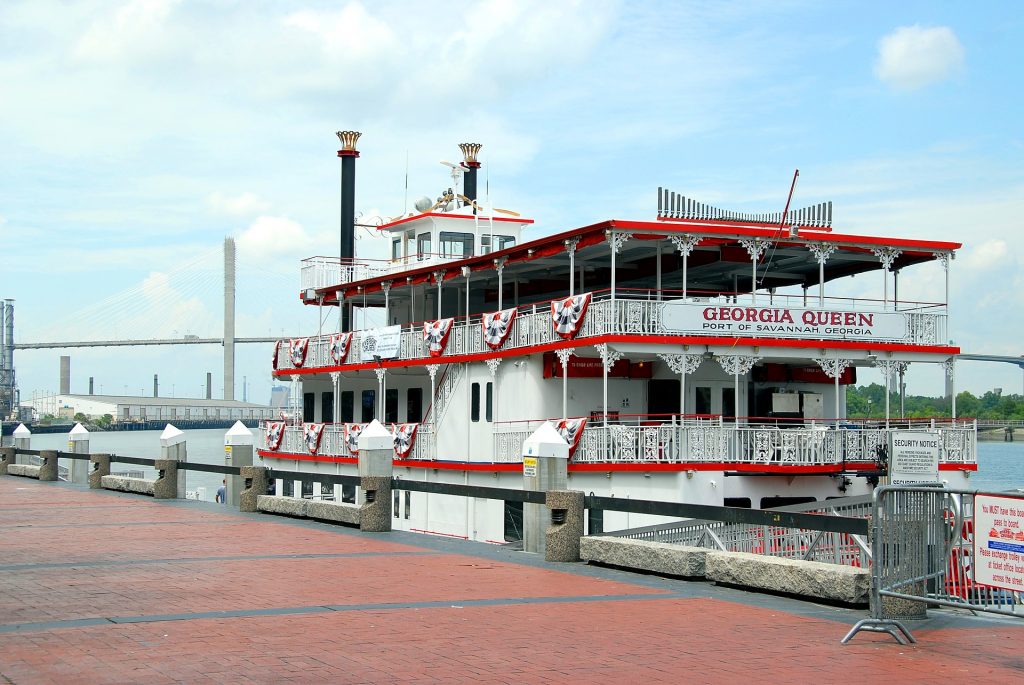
22, 429, 1024, 500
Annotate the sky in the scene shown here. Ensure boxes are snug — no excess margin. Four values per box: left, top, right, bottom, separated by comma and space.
2, 0, 1022, 406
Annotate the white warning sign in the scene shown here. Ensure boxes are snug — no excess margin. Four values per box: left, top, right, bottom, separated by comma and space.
888, 431, 940, 486
974, 494, 1024, 592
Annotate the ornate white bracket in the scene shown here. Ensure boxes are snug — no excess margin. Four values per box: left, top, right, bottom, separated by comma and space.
936, 251, 952, 272
374, 368, 386, 384
329, 371, 340, 383
595, 343, 623, 372
659, 353, 704, 376
564, 237, 581, 255
716, 354, 760, 376
668, 234, 700, 258
814, 357, 852, 380
872, 247, 902, 272
607, 231, 632, 255
381, 280, 393, 295
874, 359, 909, 378
738, 238, 771, 262
485, 358, 502, 377
555, 348, 574, 368
493, 256, 508, 275
426, 364, 440, 383
942, 358, 956, 380
432, 270, 447, 285
808, 243, 836, 265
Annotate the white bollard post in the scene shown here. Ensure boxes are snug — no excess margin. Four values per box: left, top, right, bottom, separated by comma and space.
224, 421, 253, 506
521, 422, 570, 556
67, 423, 90, 484
13, 423, 30, 464
160, 424, 187, 495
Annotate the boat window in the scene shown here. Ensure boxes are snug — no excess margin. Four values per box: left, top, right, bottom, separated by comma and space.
722, 388, 736, 423
342, 483, 356, 503
385, 388, 399, 423
417, 233, 431, 260
393, 485, 400, 518
695, 386, 712, 415
760, 496, 816, 509
321, 392, 334, 424
392, 238, 402, 261
283, 479, 294, 497
361, 389, 375, 422
440, 231, 474, 258
407, 388, 423, 423
504, 501, 523, 542
303, 392, 315, 422
340, 391, 354, 423
302, 479, 314, 499
481, 234, 516, 253
321, 483, 333, 501
404, 490, 411, 519
724, 497, 751, 509
486, 382, 493, 422
471, 382, 481, 422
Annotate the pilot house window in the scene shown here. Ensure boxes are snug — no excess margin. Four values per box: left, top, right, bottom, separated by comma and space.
439, 231, 473, 258
417, 233, 431, 260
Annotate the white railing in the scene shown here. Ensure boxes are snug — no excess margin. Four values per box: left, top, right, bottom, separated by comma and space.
268, 423, 434, 461
274, 295, 947, 372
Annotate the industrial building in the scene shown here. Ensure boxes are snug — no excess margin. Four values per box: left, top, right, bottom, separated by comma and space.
21, 394, 275, 423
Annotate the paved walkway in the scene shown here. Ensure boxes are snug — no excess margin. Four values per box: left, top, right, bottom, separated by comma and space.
1, 478, 1023, 684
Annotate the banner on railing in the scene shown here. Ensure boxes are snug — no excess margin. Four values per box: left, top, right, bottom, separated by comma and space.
360, 325, 402, 362
423, 318, 455, 357
303, 423, 325, 454
556, 418, 587, 458
482, 308, 516, 350
393, 423, 418, 458
289, 338, 310, 368
345, 423, 366, 455
265, 421, 285, 450
551, 292, 592, 340
330, 332, 353, 364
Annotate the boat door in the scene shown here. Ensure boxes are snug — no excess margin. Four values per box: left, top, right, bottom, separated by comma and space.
647, 379, 680, 418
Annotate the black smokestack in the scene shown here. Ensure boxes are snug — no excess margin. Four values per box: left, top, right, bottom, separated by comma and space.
336, 131, 361, 262
459, 143, 482, 211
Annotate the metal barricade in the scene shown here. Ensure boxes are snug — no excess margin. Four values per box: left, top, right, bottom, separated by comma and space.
843, 485, 1024, 645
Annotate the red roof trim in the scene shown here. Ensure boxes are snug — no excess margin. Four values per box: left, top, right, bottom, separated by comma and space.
378, 212, 534, 231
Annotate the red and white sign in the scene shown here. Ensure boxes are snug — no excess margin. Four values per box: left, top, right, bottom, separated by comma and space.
482, 308, 517, 350
303, 423, 325, 454
551, 292, 592, 340
393, 423, 418, 458
974, 494, 1024, 592
265, 421, 285, 450
289, 337, 310, 367
345, 423, 366, 455
423, 318, 455, 357
556, 418, 587, 458
662, 302, 908, 342
329, 332, 353, 364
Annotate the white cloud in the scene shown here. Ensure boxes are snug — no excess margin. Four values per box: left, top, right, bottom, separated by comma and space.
963, 239, 1013, 272
235, 215, 318, 264
74, 0, 181, 62
875, 25, 964, 91
208, 191, 271, 216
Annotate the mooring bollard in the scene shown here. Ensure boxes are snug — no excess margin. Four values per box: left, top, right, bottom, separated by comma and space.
224, 421, 253, 506
153, 460, 178, 499
13, 423, 30, 464
357, 420, 393, 533
89, 454, 111, 489
521, 422, 570, 557
0, 446, 13, 476
239, 466, 269, 512
67, 423, 90, 485
38, 450, 58, 482
545, 490, 585, 562
160, 424, 187, 497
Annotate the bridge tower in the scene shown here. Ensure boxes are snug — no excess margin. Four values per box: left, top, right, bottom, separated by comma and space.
224, 237, 236, 401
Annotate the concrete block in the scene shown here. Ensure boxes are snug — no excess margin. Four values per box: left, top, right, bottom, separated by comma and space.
7, 464, 41, 478
580, 537, 709, 577
359, 476, 391, 532
38, 450, 58, 482
100, 475, 156, 495
306, 500, 361, 526
256, 495, 309, 517
153, 459, 177, 499
705, 551, 870, 605
546, 490, 584, 562
89, 454, 111, 489
0, 447, 14, 476
239, 466, 269, 513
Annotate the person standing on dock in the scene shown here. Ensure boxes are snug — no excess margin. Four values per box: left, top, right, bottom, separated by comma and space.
216, 479, 226, 504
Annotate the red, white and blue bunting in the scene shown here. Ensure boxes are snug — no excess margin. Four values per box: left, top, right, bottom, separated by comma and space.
272, 340, 281, 371
344, 423, 366, 456
481, 308, 516, 350
551, 292, 592, 340
329, 332, 353, 364
423, 318, 455, 357
303, 423, 325, 455
265, 421, 285, 450
392, 423, 418, 458
289, 337, 310, 367
556, 418, 587, 458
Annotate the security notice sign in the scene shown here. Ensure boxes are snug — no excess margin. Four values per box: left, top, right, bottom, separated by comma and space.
888, 431, 940, 485
974, 494, 1024, 592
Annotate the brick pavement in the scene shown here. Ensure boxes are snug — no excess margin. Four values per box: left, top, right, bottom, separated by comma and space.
1, 477, 1023, 684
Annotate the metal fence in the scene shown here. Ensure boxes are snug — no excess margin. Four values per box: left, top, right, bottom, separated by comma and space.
843, 485, 1024, 645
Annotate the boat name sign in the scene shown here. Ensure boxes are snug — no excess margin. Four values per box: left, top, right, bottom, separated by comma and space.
360, 325, 402, 362
662, 302, 908, 341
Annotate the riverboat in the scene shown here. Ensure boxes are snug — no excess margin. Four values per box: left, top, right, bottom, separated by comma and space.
257, 132, 976, 543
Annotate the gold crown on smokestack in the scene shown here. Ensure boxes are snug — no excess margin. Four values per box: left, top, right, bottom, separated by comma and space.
459, 143, 482, 165
336, 130, 362, 151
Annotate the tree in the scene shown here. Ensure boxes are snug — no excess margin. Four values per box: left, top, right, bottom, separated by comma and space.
73, 412, 87, 424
